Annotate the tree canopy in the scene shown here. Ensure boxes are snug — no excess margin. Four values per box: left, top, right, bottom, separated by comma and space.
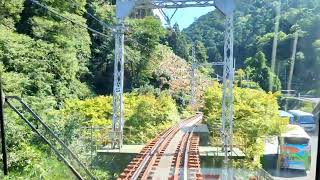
183, 0, 320, 93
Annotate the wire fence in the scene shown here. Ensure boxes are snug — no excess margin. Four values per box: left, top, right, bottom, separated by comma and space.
68, 126, 110, 166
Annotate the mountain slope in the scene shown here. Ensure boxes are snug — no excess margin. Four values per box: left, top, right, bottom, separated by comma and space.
183, 0, 320, 93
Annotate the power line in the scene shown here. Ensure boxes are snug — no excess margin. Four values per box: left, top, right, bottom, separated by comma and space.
125, 36, 153, 52
30, 0, 161, 55
68, 0, 115, 31
29, 0, 110, 38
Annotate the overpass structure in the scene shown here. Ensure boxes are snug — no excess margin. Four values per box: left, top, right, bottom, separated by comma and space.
110, 1, 236, 169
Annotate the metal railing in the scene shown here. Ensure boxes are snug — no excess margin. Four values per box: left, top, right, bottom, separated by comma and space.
5, 96, 96, 180
258, 168, 274, 180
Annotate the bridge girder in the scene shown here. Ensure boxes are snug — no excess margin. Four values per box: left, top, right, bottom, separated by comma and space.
135, 0, 216, 9
116, 0, 235, 18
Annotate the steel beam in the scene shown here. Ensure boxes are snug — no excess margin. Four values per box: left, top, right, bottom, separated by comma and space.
221, 12, 234, 177
135, 0, 216, 9
112, 1, 235, 159
110, 18, 125, 149
114, 0, 235, 21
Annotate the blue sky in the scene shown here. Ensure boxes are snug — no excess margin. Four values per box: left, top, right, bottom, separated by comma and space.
154, 7, 215, 30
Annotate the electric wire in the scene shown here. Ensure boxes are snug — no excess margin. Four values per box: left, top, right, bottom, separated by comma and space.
29, 0, 110, 38
125, 36, 153, 52
29, 0, 170, 61
29, 0, 153, 57
68, 0, 115, 31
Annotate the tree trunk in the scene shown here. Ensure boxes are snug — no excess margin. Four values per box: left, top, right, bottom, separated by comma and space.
269, 1, 281, 92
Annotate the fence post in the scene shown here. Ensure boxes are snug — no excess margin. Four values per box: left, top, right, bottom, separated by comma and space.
0, 76, 8, 175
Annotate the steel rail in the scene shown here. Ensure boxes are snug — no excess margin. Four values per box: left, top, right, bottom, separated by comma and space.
189, 135, 203, 179
172, 118, 202, 180
119, 127, 174, 179
139, 122, 181, 179
131, 120, 185, 179
119, 114, 202, 179
118, 131, 166, 179
183, 126, 196, 180
172, 130, 189, 180
5, 96, 96, 180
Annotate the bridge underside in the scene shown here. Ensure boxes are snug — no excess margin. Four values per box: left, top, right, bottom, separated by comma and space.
135, 1, 216, 9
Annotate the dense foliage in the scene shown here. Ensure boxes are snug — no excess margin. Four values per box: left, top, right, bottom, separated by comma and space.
204, 82, 283, 168
55, 92, 179, 145
0, 0, 204, 178
1, 0, 316, 179
245, 51, 281, 91
184, 0, 320, 93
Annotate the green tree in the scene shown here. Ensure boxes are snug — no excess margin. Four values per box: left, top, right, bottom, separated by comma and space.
183, 0, 320, 93
194, 40, 208, 63
245, 51, 281, 92
126, 16, 166, 87
166, 23, 190, 61
204, 82, 283, 168
0, 0, 24, 29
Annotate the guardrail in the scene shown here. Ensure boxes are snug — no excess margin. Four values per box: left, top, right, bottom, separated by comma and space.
5, 96, 96, 180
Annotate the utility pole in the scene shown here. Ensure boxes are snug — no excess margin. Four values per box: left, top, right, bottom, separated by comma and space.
190, 42, 197, 108
0, 76, 8, 175
110, 18, 125, 149
269, 1, 281, 92
287, 30, 299, 96
221, 12, 234, 173
285, 30, 299, 111
110, 0, 135, 149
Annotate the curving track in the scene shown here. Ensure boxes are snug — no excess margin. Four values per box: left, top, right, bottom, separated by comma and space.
118, 114, 203, 180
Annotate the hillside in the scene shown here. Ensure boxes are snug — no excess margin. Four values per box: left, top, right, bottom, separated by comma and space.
183, 0, 320, 93
0, 1, 213, 178
0, 0, 318, 179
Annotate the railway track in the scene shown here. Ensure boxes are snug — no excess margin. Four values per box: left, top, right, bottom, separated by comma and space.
170, 126, 202, 180
118, 114, 203, 180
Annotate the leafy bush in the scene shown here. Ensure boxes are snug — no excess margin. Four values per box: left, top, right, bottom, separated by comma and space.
0, 27, 93, 104
0, 91, 179, 179
203, 82, 283, 169
53, 92, 179, 146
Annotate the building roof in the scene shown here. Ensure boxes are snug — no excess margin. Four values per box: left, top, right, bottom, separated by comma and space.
281, 125, 311, 139
288, 110, 314, 117
279, 110, 294, 117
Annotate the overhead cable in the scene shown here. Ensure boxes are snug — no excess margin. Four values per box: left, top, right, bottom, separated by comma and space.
68, 0, 115, 31
29, 0, 110, 38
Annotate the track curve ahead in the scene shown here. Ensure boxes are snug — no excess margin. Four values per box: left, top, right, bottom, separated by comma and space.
118, 114, 203, 180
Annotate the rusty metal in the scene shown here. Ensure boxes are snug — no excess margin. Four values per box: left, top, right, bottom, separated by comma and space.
170, 122, 203, 180
186, 135, 203, 180
172, 130, 189, 180
118, 114, 203, 180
